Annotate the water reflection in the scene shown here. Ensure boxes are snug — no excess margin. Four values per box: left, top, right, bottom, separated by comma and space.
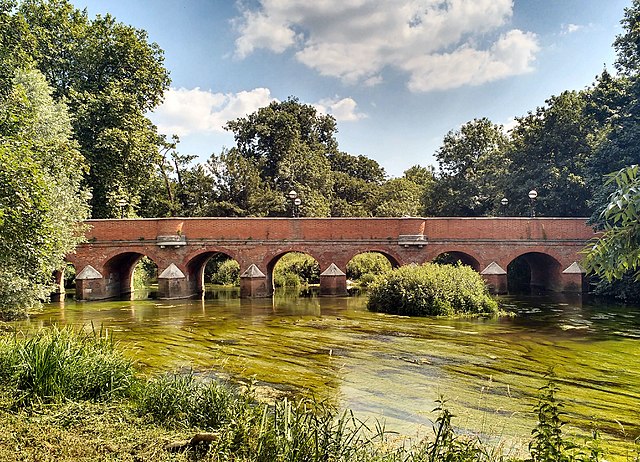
14, 289, 640, 457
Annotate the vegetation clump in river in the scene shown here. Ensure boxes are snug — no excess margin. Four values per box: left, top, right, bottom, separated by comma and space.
1, 326, 636, 461
367, 263, 499, 316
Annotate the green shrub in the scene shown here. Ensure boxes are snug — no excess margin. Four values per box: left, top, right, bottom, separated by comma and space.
210, 259, 241, 286
347, 252, 392, 282
358, 272, 380, 288
132, 256, 157, 289
0, 326, 136, 406
367, 263, 498, 316
273, 253, 319, 288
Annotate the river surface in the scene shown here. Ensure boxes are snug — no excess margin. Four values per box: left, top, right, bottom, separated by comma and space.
14, 289, 640, 459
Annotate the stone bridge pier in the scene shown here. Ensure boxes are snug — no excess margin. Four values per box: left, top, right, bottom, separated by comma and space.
63, 217, 595, 301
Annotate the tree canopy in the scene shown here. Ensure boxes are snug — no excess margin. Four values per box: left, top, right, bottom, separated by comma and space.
0, 68, 89, 318
16, 0, 170, 217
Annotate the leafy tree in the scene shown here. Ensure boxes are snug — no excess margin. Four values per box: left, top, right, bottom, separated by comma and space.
583, 165, 640, 282
16, 0, 170, 217
72, 86, 161, 217
0, 68, 89, 318
224, 97, 336, 216
585, 3, 640, 216
330, 172, 378, 217
506, 91, 599, 217
613, 0, 640, 77
429, 118, 510, 216
327, 151, 386, 184
328, 151, 386, 217
0, 0, 34, 96
373, 178, 422, 217
209, 148, 284, 217
403, 165, 436, 216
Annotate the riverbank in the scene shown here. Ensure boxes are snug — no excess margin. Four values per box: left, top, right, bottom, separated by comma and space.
0, 325, 507, 461
0, 325, 638, 461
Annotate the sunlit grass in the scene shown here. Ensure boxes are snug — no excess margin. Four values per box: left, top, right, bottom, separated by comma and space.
0, 325, 135, 406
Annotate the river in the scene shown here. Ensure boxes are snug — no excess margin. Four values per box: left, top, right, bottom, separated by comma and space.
14, 289, 640, 459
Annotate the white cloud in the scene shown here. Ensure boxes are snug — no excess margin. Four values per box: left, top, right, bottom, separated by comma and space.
233, 9, 298, 58
232, 0, 540, 92
150, 87, 275, 136
314, 97, 367, 121
151, 88, 367, 137
561, 23, 583, 35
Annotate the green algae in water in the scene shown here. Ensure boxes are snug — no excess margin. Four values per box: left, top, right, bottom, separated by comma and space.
14, 290, 640, 460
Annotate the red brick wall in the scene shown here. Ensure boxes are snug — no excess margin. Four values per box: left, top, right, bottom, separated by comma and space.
83, 217, 595, 242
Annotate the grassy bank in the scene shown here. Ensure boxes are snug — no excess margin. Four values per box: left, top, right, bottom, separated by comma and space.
0, 327, 638, 461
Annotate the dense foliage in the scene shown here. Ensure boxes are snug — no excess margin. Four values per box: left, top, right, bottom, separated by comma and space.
273, 252, 320, 288
583, 165, 640, 283
17, 0, 170, 218
0, 0, 167, 315
346, 252, 392, 287
209, 259, 241, 286
0, 68, 89, 318
367, 263, 499, 316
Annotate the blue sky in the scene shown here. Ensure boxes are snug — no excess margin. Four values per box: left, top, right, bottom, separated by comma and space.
70, 0, 631, 178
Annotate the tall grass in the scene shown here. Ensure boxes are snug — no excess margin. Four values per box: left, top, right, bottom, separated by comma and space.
0, 326, 135, 405
136, 372, 253, 430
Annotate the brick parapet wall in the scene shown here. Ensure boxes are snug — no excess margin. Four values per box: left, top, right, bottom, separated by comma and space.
83, 217, 595, 243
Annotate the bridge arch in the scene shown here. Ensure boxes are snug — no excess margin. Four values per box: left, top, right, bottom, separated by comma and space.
266, 250, 321, 291
431, 251, 481, 272
507, 251, 563, 293
100, 251, 160, 299
185, 248, 239, 295
345, 249, 401, 269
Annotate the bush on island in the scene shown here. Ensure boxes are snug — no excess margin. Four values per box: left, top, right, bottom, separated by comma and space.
366, 263, 498, 316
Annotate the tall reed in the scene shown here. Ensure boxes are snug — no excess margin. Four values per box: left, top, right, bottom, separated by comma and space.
0, 325, 135, 405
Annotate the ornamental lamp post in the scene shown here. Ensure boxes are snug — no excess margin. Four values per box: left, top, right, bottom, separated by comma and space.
116, 198, 127, 219
528, 190, 538, 218
501, 197, 508, 216
294, 197, 302, 217
288, 190, 301, 217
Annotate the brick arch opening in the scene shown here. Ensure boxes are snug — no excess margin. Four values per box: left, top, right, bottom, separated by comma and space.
347, 250, 400, 269
345, 251, 397, 284
186, 250, 238, 295
507, 252, 563, 293
432, 251, 481, 272
52, 261, 78, 301
266, 251, 321, 291
103, 252, 159, 300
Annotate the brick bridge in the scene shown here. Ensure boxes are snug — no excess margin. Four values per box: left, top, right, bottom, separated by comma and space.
58, 217, 596, 300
